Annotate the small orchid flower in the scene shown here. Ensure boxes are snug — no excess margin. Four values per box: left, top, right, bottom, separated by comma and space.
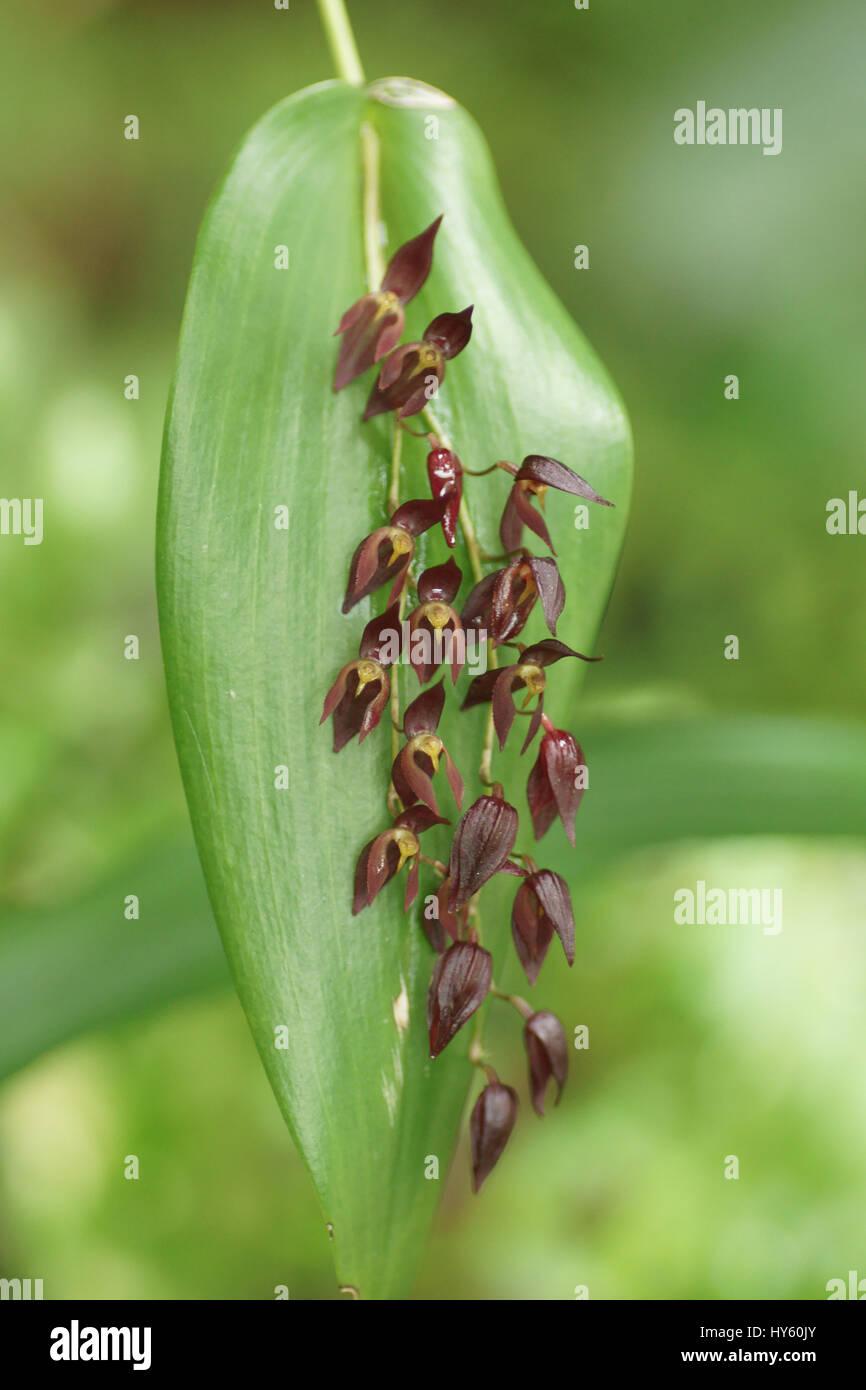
406, 557, 465, 684
391, 679, 464, 816
499, 455, 613, 554
526, 714, 587, 846
462, 555, 565, 645
363, 307, 473, 421
333, 217, 442, 391
352, 804, 448, 916
342, 498, 445, 613
319, 658, 390, 752
461, 638, 599, 753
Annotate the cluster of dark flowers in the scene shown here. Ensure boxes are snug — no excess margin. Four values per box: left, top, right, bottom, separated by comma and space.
320, 216, 612, 1193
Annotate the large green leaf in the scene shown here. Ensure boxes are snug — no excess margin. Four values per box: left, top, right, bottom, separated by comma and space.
156, 76, 631, 1297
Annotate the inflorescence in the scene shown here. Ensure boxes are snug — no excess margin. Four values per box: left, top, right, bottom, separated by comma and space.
320, 215, 612, 1192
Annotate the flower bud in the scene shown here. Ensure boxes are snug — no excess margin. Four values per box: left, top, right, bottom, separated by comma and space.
427, 941, 492, 1057
470, 1082, 518, 1193
447, 793, 519, 912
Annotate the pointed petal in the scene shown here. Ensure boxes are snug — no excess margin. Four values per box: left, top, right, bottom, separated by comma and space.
417, 556, 462, 604
529, 870, 575, 966
520, 693, 544, 754
381, 215, 442, 302
442, 747, 464, 810
404, 856, 420, 913
525, 1010, 569, 1115
492, 668, 518, 751
404, 679, 446, 737
526, 557, 565, 636
517, 455, 613, 506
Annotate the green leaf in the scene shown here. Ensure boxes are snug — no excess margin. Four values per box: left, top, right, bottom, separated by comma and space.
0, 841, 226, 1083
156, 76, 631, 1298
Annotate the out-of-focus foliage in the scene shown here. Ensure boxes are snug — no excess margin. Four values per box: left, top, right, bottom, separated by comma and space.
1, 0, 864, 1299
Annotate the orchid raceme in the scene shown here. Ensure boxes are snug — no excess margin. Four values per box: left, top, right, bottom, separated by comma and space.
321, 185, 614, 1197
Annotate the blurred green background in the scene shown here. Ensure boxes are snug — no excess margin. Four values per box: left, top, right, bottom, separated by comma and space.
1, 0, 864, 1299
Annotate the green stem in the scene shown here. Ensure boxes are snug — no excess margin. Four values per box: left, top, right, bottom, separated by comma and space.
315, 0, 365, 86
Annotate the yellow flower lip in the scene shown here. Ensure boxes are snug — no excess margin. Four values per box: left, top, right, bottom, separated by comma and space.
376, 289, 400, 316
354, 659, 383, 694
392, 826, 420, 870
421, 600, 452, 630
412, 732, 443, 769
516, 662, 546, 701
386, 527, 413, 566
418, 344, 441, 370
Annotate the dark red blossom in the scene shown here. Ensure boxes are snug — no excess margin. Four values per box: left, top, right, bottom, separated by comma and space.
511, 870, 575, 984
527, 714, 587, 846
499, 455, 613, 554
427, 437, 463, 547
320, 658, 389, 752
470, 1082, 519, 1192
353, 804, 448, 916
448, 792, 519, 912
428, 941, 492, 1057
524, 1009, 568, 1115
342, 498, 445, 613
462, 555, 565, 644
461, 638, 598, 753
333, 217, 442, 390
406, 558, 465, 684
363, 307, 473, 421
391, 680, 464, 815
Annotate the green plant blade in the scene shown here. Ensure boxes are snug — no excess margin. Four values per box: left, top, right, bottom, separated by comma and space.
156, 76, 631, 1297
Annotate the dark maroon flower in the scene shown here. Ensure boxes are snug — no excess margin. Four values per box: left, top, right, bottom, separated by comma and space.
342, 498, 445, 613
448, 792, 519, 912
363, 307, 473, 421
500, 455, 613, 555
333, 217, 442, 390
391, 679, 464, 815
527, 713, 586, 846
461, 639, 598, 753
320, 658, 389, 752
462, 555, 565, 645
511, 870, 575, 984
353, 804, 448, 916
524, 1010, 568, 1115
406, 558, 464, 684
427, 941, 492, 1057
470, 1082, 519, 1192
427, 436, 463, 547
